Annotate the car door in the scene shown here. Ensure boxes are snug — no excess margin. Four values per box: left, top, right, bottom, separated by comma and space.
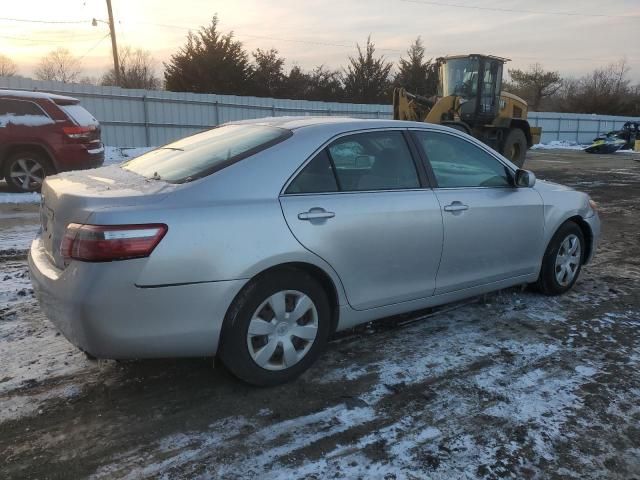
411, 129, 544, 295
280, 129, 443, 311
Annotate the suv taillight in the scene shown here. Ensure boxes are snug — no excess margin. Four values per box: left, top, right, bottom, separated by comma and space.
63, 125, 95, 140
60, 223, 168, 262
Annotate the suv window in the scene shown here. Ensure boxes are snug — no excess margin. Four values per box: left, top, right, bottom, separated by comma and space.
327, 131, 420, 191
415, 131, 512, 188
286, 150, 338, 194
0, 99, 52, 127
123, 124, 291, 183
59, 104, 98, 126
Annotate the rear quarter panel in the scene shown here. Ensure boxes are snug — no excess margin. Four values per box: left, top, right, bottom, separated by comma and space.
88, 132, 350, 304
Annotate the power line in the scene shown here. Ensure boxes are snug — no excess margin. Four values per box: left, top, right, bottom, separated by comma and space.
0, 16, 89, 24
132, 21, 405, 54
0, 33, 103, 45
398, 0, 639, 18
78, 33, 111, 61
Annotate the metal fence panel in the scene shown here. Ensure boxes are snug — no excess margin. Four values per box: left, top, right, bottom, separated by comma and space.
1, 76, 637, 147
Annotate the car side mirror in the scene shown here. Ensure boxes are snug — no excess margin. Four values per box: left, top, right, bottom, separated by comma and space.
515, 169, 536, 188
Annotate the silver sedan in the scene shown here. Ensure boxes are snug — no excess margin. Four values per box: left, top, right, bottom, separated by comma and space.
29, 117, 601, 385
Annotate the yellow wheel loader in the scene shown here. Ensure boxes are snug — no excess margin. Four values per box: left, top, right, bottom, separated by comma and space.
393, 54, 542, 167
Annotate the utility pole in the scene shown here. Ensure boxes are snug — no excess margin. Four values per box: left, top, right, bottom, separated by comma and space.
106, 0, 120, 86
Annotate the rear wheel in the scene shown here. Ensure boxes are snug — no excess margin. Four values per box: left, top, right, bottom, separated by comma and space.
503, 128, 527, 167
3, 150, 54, 192
219, 269, 331, 386
535, 221, 584, 296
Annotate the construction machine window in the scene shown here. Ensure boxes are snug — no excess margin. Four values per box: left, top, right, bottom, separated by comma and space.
415, 131, 512, 188
443, 58, 479, 99
480, 61, 502, 114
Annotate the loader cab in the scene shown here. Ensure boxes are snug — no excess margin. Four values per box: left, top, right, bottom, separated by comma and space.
438, 54, 507, 127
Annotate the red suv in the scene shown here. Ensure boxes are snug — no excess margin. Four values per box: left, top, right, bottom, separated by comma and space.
0, 90, 104, 192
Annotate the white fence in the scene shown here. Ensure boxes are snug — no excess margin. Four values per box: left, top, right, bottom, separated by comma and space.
527, 112, 639, 145
0, 76, 390, 147
1, 76, 637, 147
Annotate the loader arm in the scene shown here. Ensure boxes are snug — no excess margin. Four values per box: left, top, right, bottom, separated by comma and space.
393, 88, 459, 125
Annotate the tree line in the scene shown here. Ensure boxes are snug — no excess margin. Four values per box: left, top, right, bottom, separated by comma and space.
2, 14, 639, 115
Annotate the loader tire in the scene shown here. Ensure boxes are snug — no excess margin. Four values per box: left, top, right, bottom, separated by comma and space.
503, 128, 527, 167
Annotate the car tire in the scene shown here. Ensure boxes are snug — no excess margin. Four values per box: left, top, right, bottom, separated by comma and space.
219, 268, 331, 386
535, 221, 585, 296
503, 128, 527, 167
3, 150, 54, 193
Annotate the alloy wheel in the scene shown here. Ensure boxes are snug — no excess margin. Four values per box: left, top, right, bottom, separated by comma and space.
9, 158, 45, 191
246, 290, 318, 371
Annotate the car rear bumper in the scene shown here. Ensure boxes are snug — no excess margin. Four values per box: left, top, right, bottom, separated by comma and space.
28, 236, 245, 359
54, 143, 105, 172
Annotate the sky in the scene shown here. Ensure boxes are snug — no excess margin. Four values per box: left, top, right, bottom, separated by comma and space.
1, 0, 639, 84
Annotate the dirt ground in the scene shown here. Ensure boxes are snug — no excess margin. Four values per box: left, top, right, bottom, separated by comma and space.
1, 149, 639, 479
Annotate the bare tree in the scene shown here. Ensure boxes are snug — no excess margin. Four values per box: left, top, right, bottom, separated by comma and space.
558, 59, 634, 115
0, 54, 18, 77
35, 48, 81, 83
507, 63, 562, 111
102, 46, 160, 89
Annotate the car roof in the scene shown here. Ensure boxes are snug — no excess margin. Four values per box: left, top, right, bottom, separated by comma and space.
0, 89, 79, 104
227, 115, 456, 133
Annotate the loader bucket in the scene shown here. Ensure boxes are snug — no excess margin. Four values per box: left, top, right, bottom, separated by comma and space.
530, 127, 542, 146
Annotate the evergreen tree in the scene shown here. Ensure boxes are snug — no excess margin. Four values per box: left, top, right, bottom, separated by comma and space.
250, 48, 286, 97
394, 37, 438, 96
343, 37, 393, 104
164, 15, 252, 94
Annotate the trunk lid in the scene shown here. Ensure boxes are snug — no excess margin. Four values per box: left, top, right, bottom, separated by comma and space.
40, 165, 175, 269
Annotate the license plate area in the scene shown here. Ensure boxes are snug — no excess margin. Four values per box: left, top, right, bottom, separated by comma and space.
40, 197, 55, 256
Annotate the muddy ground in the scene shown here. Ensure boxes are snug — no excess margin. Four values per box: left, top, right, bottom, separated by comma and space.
1, 149, 639, 479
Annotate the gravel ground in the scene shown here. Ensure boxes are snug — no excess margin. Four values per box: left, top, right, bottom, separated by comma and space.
1, 149, 639, 479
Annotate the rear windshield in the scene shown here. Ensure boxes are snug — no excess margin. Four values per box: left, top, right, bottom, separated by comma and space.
122, 124, 291, 183
59, 104, 99, 126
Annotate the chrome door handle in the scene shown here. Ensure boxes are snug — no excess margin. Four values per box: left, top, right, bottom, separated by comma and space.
443, 202, 469, 212
298, 209, 335, 221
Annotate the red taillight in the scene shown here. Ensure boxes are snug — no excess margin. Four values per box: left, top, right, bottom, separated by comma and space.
60, 223, 168, 262
63, 125, 95, 140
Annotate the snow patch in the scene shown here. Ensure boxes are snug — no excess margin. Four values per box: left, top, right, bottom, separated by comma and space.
0, 224, 39, 253
0, 114, 54, 127
51, 163, 172, 195
104, 146, 154, 166
532, 140, 586, 150
0, 192, 41, 204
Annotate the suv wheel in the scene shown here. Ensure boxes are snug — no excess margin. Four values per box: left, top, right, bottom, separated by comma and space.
3, 150, 54, 193
219, 269, 331, 386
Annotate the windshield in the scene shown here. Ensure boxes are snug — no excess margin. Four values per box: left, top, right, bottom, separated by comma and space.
441, 58, 480, 98
123, 124, 291, 183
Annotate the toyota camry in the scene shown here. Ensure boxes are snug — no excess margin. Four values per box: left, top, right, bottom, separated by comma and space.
29, 117, 600, 385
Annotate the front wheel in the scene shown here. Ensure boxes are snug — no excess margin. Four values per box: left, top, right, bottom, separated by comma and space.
502, 128, 527, 167
219, 269, 331, 386
535, 222, 585, 296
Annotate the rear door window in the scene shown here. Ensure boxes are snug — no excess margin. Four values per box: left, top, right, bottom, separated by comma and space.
58, 104, 99, 126
0, 98, 52, 127
327, 131, 420, 191
286, 150, 338, 194
123, 124, 291, 183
